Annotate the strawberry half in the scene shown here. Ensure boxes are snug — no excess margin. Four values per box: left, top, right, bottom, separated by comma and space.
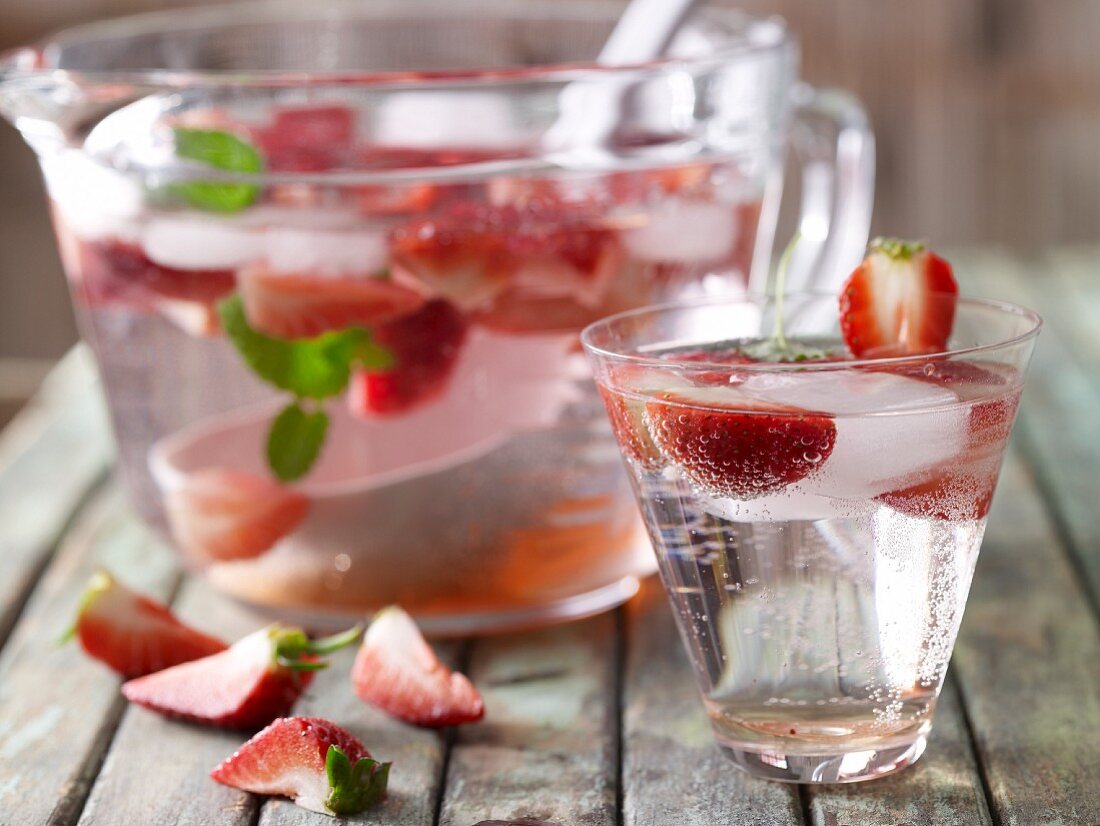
645, 388, 837, 499
164, 468, 310, 563
839, 238, 958, 358
211, 716, 389, 816
351, 607, 484, 728
64, 570, 226, 678
348, 299, 468, 416
122, 624, 361, 730
237, 263, 424, 340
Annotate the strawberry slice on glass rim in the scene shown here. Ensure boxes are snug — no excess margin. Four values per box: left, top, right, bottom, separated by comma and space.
839, 237, 959, 358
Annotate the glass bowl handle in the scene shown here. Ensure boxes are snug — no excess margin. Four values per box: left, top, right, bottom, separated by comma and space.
784, 84, 876, 292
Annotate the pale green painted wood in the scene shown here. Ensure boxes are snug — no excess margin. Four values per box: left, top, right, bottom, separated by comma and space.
952, 452, 1100, 825
957, 249, 1100, 612
0, 346, 110, 645
805, 678, 992, 826
0, 490, 180, 826
437, 615, 618, 826
76, 574, 262, 826
621, 581, 803, 826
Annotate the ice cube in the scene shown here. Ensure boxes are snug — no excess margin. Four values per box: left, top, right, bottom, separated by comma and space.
264, 227, 388, 276
742, 370, 968, 498
41, 150, 142, 241
702, 485, 869, 523
374, 92, 522, 148
620, 198, 738, 263
143, 216, 263, 270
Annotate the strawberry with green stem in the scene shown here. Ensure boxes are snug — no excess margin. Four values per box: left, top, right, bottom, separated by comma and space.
211, 716, 390, 816
63, 570, 227, 678
122, 623, 362, 730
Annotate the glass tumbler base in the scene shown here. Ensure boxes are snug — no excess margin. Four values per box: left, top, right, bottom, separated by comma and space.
718, 736, 928, 784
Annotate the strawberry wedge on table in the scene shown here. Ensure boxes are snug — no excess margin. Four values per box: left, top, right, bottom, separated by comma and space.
211, 717, 390, 816
122, 624, 361, 730
65, 570, 226, 678
839, 237, 958, 357
351, 607, 484, 728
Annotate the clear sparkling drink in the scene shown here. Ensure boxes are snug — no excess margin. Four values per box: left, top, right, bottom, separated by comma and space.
584, 295, 1039, 781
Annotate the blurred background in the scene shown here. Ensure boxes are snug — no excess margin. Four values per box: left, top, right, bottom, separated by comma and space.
1, 0, 1098, 421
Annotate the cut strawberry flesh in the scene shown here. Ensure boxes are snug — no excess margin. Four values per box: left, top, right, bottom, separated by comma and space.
645, 387, 837, 499
839, 241, 958, 357
349, 299, 468, 416
237, 263, 424, 339
121, 626, 317, 730
351, 606, 484, 728
73, 570, 226, 678
164, 467, 310, 563
211, 716, 388, 816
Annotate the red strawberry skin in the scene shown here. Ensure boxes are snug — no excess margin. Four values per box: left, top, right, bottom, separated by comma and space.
121, 626, 317, 730
645, 394, 837, 499
349, 299, 468, 416
211, 717, 389, 815
72, 570, 226, 678
352, 607, 484, 728
840, 239, 958, 358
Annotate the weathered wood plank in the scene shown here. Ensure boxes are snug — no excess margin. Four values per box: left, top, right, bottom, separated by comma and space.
258, 643, 456, 826
951, 452, 1100, 825
805, 677, 991, 826
622, 581, 802, 826
958, 249, 1100, 612
438, 615, 618, 826
0, 489, 179, 826
0, 347, 111, 647
76, 575, 262, 826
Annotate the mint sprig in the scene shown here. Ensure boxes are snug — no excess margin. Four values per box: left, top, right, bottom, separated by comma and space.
171, 128, 263, 213
218, 295, 394, 482
752, 231, 829, 362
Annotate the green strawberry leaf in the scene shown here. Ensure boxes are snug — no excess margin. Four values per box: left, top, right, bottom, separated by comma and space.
325, 746, 390, 815
218, 295, 391, 400
266, 402, 329, 483
171, 127, 262, 213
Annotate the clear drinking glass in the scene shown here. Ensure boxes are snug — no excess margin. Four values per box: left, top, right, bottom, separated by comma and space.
0, 1, 872, 633
583, 294, 1040, 782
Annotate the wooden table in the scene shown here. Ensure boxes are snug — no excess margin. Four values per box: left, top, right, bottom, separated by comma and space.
0, 250, 1098, 826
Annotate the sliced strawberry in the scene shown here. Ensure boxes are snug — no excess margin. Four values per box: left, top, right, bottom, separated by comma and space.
645, 388, 837, 499
351, 607, 484, 728
237, 263, 424, 340
599, 386, 663, 469
255, 106, 355, 172
122, 624, 360, 730
389, 197, 619, 323
64, 570, 226, 678
873, 360, 1021, 520
211, 716, 389, 816
73, 239, 235, 308
164, 468, 310, 563
839, 238, 958, 358
348, 299, 468, 416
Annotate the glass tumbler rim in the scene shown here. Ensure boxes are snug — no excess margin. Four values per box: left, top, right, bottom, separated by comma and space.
0, 0, 791, 90
580, 291, 1043, 374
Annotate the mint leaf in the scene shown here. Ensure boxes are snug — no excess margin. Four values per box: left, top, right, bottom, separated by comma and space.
171, 128, 262, 212
267, 402, 329, 482
218, 295, 389, 400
